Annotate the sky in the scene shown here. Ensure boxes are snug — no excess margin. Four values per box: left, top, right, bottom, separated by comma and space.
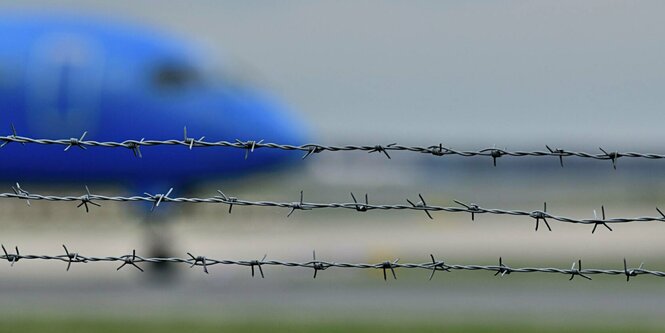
3, 1, 665, 148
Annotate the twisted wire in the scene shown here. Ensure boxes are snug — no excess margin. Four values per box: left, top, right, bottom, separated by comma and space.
0, 130, 659, 166
0, 246, 657, 281
2, 185, 665, 231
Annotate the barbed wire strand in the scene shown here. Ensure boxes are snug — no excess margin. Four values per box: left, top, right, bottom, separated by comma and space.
0, 245, 657, 281
0, 126, 661, 167
2, 184, 665, 232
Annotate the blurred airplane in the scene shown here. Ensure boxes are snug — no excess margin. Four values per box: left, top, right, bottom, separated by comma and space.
0, 12, 309, 278
0, 12, 309, 193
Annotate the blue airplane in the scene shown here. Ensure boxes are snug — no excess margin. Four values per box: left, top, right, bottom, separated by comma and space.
0, 13, 309, 193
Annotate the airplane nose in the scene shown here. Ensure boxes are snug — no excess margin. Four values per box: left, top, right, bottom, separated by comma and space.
240, 92, 310, 162
243, 94, 310, 146
206, 87, 311, 168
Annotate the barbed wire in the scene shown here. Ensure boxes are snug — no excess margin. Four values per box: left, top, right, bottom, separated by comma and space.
0, 126, 660, 167
2, 184, 665, 232
0, 245, 657, 281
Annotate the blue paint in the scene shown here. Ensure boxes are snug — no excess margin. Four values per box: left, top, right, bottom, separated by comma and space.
56, 63, 71, 117
0, 13, 310, 189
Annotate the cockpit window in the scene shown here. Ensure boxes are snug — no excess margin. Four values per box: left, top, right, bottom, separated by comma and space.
152, 63, 201, 89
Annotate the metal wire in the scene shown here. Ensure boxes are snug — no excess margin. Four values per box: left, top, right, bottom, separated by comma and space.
0, 245, 657, 281
4, 127, 661, 284
2, 185, 664, 232
0, 127, 658, 167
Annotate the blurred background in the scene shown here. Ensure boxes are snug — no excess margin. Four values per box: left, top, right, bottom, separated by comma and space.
1, 1, 665, 332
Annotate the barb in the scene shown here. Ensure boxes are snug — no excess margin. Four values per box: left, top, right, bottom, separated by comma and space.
568, 260, 592, 280
454, 200, 481, 221
592, 206, 613, 234
236, 139, 264, 160
216, 190, 237, 214
116, 249, 143, 272
126, 138, 144, 158
350, 192, 371, 212
599, 147, 620, 170
77, 186, 101, 213
624, 258, 644, 282
287, 191, 311, 217
2, 187, 665, 229
311, 250, 329, 279
546, 145, 565, 167
3, 130, 665, 167
250, 254, 267, 278
64, 131, 88, 151
11, 183, 31, 206
407, 194, 433, 220
489, 148, 504, 167
183, 127, 205, 150
62, 245, 86, 271
0, 124, 24, 148
187, 252, 209, 274
144, 188, 174, 212
428, 254, 450, 280
368, 143, 396, 159
494, 257, 511, 277
530, 202, 551, 232
381, 259, 399, 280
1, 245, 20, 267
2, 247, 664, 281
